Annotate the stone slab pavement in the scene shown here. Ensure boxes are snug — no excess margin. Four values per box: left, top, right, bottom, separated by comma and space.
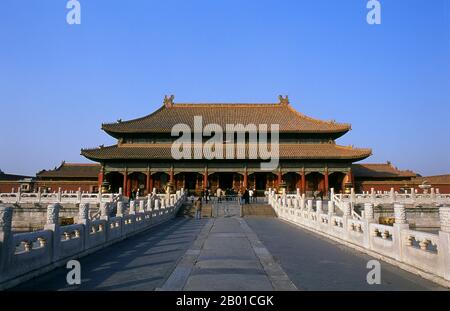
245, 217, 448, 291
160, 217, 297, 291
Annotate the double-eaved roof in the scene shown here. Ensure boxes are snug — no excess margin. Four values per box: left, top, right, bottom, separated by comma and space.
102, 102, 351, 136
82, 98, 372, 163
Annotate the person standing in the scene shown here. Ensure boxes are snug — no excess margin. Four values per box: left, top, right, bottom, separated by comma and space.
249, 188, 254, 203
205, 188, 209, 203
244, 188, 250, 204
217, 187, 222, 203
194, 197, 202, 220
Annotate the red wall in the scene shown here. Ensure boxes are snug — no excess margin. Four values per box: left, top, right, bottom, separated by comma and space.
0, 182, 21, 193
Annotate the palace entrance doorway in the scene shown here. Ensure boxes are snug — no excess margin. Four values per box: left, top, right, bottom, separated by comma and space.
218, 173, 234, 190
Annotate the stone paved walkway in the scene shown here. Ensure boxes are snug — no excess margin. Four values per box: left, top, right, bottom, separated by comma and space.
246, 217, 447, 291
160, 217, 296, 291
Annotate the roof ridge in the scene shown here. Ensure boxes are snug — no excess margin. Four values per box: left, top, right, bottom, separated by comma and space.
284, 104, 351, 130
63, 163, 100, 167
173, 103, 281, 107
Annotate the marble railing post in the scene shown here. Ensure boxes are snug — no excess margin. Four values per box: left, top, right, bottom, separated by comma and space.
316, 200, 323, 214
342, 202, 351, 217
129, 201, 136, 215
328, 200, 335, 216
393, 203, 409, 261
154, 198, 160, 211
37, 188, 42, 203
77, 188, 82, 203
139, 200, 145, 213
364, 203, 374, 221
394, 203, 407, 225
306, 200, 313, 219
44, 204, 61, 261
116, 201, 124, 217
77, 203, 90, 249
78, 203, 90, 225
146, 195, 153, 212
293, 197, 299, 209
0, 205, 13, 278
17, 187, 21, 204
390, 188, 396, 204
363, 203, 375, 247
57, 188, 62, 203
350, 188, 356, 207
411, 188, 416, 201
431, 188, 436, 202
439, 207, 450, 233
300, 196, 306, 211
100, 202, 110, 221
342, 202, 351, 240
438, 207, 450, 280
371, 188, 376, 204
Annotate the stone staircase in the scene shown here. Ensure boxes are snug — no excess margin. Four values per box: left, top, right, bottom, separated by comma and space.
177, 201, 213, 218
178, 201, 276, 218
242, 204, 277, 217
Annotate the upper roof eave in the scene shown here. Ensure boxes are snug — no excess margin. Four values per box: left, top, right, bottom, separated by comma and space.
101, 102, 352, 135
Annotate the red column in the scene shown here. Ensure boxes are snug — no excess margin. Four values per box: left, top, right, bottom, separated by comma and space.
277, 171, 282, 187
324, 168, 329, 194
146, 171, 152, 194
126, 178, 131, 197
169, 167, 174, 183
98, 167, 104, 192
203, 167, 208, 189
301, 170, 306, 194
347, 169, 354, 186
243, 169, 248, 189
123, 170, 128, 196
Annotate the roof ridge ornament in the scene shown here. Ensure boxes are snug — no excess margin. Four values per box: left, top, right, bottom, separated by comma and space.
278, 95, 289, 105
164, 95, 175, 108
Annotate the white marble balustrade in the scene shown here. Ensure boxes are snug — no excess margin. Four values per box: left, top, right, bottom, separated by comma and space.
268, 190, 450, 287
0, 189, 186, 290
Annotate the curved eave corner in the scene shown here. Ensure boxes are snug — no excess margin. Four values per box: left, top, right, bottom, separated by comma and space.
80, 148, 103, 162
352, 148, 373, 162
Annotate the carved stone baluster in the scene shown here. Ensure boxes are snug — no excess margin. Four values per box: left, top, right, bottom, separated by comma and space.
419, 238, 429, 251
24, 241, 32, 252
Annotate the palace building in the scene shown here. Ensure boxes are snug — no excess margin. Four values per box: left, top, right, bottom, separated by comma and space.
80, 96, 373, 196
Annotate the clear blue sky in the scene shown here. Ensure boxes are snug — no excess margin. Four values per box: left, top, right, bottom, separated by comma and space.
0, 0, 449, 176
